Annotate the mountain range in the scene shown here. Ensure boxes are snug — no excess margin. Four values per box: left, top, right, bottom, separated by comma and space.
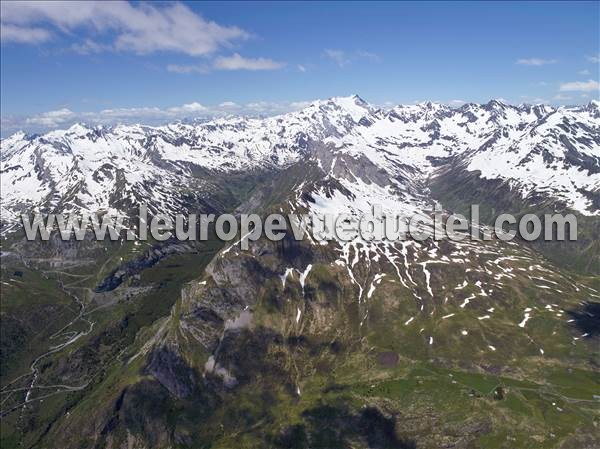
1, 96, 599, 449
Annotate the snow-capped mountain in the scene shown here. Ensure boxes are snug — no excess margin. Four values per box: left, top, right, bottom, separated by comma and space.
1, 95, 599, 235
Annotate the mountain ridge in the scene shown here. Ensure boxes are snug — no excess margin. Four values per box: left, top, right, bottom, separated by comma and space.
1, 96, 599, 237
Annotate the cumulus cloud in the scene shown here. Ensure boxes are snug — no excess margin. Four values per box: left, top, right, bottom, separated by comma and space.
559, 79, 600, 92
25, 108, 76, 127
218, 101, 240, 108
289, 101, 312, 109
0, 23, 52, 44
356, 50, 381, 61
213, 53, 285, 71
167, 54, 285, 74
70, 39, 112, 55
578, 69, 591, 76
586, 54, 600, 63
297, 64, 307, 72
519, 96, 548, 104
323, 49, 381, 67
516, 58, 558, 66
323, 49, 350, 67
16, 103, 208, 132
244, 101, 284, 113
0, 1, 249, 56
167, 102, 207, 114
2, 99, 317, 135
95, 106, 164, 119
166, 64, 209, 74
552, 94, 572, 101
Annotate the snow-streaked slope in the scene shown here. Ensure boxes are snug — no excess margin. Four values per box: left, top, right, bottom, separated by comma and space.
1, 123, 214, 232
1, 96, 599, 233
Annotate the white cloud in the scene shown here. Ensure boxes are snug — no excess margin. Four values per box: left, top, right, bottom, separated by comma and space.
519, 96, 548, 104
516, 58, 558, 66
70, 39, 111, 55
289, 101, 312, 109
559, 79, 600, 92
552, 94, 572, 101
167, 102, 207, 114
244, 101, 281, 112
96, 106, 164, 119
297, 64, 307, 72
218, 101, 239, 108
578, 69, 591, 76
586, 54, 600, 63
323, 49, 380, 67
166, 64, 209, 74
3, 99, 317, 134
0, 1, 249, 56
0, 23, 52, 44
449, 99, 466, 106
21, 103, 208, 129
356, 50, 381, 61
323, 49, 349, 67
213, 53, 285, 71
167, 55, 285, 74
25, 108, 75, 127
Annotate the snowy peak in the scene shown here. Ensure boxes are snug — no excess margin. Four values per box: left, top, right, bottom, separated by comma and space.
299, 94, 375, 123
484, 99, 509, 109
1, 96, 599, 233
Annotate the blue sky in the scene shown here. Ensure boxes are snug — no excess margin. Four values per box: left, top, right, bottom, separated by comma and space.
1, 1, 598, 134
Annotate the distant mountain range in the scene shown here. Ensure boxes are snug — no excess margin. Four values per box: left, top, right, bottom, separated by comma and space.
2, 96, 599, 234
